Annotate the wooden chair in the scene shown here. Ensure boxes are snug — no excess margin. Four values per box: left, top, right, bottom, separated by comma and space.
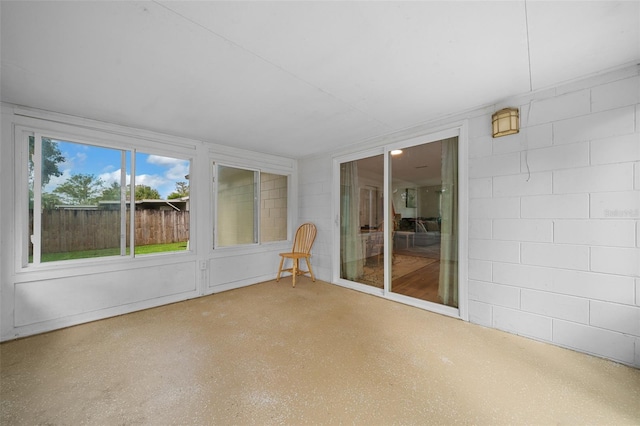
276, 223, 317, 287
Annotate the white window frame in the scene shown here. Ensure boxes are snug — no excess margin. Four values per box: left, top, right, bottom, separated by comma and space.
14, 123, 195, 271
211, 161, 292, 250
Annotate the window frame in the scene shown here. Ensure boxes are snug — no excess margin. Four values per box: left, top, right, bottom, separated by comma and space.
211, 161, 291, 251
213, 163, 260, 248
15, 123, 195, 271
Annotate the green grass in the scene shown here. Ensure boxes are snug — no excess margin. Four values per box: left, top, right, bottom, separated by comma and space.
38, 242, 188, 263
134, 242, 188, 255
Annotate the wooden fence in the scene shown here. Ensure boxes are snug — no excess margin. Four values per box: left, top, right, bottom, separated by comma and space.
34, 209, 189, 254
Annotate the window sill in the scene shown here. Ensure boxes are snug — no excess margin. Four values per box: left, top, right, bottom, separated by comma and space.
14, 250, 197, 283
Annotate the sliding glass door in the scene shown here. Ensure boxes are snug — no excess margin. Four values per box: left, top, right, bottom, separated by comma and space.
337, 135, 460, 312
389, 138, 458, 308
339, 154, 384, 287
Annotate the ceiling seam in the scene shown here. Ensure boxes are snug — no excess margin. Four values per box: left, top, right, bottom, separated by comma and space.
152, 1, 395, 132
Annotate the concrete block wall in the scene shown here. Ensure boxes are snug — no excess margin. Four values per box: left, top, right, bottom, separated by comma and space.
298, 66, 639, 367
297, 154, 333, 282
468, 69, 640, 367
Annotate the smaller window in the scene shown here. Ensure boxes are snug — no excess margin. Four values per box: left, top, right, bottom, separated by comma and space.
216, 165, 258, 247
260, 172, 288, 243
214, 165, 288, 248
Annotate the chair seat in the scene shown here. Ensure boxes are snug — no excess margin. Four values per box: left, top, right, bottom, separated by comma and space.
278, 252, 309, 259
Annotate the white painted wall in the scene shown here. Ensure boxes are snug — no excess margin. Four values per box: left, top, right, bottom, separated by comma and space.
467, 68, 639, 367
0, 105, 297, 341
2, 66, 638, 368
298, 154, 333, 283
299, 65, 640, 367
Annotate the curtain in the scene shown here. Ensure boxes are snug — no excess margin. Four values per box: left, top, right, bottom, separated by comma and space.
340, 162, 364, 280
438, 137, 458, 307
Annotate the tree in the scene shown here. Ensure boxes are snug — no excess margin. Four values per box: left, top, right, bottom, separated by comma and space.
134, 185, 160, 200
41, 192, 62, 210
167, 181, 189, 199
42, 138, 65, 185
100, 181, 122, 201
28, 137, 65, 209
29, 136, 65, 186
53, 173, 105, 205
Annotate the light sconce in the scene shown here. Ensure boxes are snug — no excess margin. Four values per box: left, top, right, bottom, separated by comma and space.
491, 107, 519, 138
390, 149, 403, 156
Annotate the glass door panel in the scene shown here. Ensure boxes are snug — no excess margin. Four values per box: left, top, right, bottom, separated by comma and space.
339, 154, 384, 287
390, 138, 459, 307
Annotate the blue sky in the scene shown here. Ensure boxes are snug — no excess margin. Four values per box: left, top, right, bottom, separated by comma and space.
44, 140, 190, 199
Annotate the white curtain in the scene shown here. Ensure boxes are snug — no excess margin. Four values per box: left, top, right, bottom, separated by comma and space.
438, 137, 458, 307
340, 162, 364, 280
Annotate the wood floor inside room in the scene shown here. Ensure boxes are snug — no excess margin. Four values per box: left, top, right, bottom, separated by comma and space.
2, 280, 639, 425
391, 260, 441, 302
362, 241, 446, 304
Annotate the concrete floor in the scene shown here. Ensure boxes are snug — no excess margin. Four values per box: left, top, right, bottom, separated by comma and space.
1, 279, 639, 425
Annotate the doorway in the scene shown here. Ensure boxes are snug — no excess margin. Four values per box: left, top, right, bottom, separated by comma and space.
389, 138, 458, 308
336, 134, 462, 314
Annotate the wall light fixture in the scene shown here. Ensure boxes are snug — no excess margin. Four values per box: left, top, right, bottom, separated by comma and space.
492, 107, 519, 138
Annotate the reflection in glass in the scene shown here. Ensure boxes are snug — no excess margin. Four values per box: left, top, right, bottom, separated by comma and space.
340, 155, 384, 287
216, 165, 258, 247
339, 138, 458, 309
390, 138, 458, 308
260, 173, 288, 243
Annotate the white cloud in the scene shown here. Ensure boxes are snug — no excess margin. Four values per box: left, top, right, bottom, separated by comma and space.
98, 169, 125, 186
136, 173, 168, 190
147, 155, 190, 181
75, 152, 87, 164
43, 168, 72, 193
58, 150, 88, 170
146, 155, 182, 166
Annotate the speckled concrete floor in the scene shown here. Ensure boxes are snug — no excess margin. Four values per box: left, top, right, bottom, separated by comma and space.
1, 279, 639, 425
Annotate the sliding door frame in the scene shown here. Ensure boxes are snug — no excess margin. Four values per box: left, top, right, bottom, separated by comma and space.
332, 123, 468, 320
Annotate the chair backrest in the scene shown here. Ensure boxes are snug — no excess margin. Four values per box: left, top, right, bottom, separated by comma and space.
292, 223, 317, 254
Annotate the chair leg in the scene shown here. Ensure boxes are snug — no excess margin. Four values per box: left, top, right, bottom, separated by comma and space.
305, 256, 316, 282
276, 256, 285, 282
292, 258, 298, 288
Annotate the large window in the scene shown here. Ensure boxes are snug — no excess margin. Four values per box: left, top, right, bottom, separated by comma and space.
26, 133, 191, 265
214, 164, 288, 248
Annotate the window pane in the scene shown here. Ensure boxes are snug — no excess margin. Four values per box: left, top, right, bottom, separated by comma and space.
260, 173, 288, 242
340, 155, 384, 285
133, 152, 190, 255
38, 139, 124, 262
390, 138, 459, 308
216, 165, 257, 247
28, 136, 35, 261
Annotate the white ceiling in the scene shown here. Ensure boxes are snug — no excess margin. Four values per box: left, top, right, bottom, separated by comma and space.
1, 1, 638, 158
